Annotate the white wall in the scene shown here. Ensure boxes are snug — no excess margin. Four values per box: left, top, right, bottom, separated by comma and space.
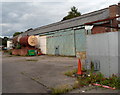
7, 40, 13, 49
39, 36, 47, 54
86, 32, 118, 77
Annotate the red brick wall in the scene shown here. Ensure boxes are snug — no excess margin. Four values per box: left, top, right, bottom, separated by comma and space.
109, 4, 119, 31
12, 49, 28, 56
92, 23, 111, 34
92, 26, 108, 34
12, 47, 36, 56
118, 3, 120, 16
92, 4, 120, 34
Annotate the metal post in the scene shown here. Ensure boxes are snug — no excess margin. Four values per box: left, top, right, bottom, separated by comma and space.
73, 29, 76, 56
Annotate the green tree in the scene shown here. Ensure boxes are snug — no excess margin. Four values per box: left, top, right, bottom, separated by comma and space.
2, 37, 9, 47
13, 32, 22, 37
27, 28, 33, 31
62, 6, 81, 21
0, 37, 2, 46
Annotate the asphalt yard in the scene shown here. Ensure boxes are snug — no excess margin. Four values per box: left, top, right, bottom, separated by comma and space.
2, 55, 77, 93
2, 54, 119, 94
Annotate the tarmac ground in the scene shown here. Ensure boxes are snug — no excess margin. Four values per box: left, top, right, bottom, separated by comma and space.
2, 54, 119, 94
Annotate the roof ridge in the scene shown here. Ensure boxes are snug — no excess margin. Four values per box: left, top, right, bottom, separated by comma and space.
33, 7, 108, 31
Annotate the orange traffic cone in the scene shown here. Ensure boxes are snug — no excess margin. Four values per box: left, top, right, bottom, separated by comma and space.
77, 58, 82, 75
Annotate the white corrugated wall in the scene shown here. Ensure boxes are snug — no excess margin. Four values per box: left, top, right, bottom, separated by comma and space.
39, 36, 47, 54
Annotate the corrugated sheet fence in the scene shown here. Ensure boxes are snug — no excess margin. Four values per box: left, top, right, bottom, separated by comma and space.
86, 32, 118, 77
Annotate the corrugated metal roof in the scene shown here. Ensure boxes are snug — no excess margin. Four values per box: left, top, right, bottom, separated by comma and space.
22, 8, 109, 36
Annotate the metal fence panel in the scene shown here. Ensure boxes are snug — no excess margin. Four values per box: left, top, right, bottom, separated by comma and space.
86, 32, 118, 77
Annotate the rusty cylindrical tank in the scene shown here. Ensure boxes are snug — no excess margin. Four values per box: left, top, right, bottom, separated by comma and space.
19, 36, 29, 46
19, 35, 38, 46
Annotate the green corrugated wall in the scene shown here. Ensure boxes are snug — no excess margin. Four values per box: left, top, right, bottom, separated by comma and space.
46, 28, 86, 56
75, 29, 86, 52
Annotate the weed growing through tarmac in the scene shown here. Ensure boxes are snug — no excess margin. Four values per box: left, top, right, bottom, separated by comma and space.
63, 69, 120, 94
7, 55, 12, 57
64, 69, 77, 77
51, 84, 73, 95
21, 71, 26, 75
72, 80, 80, 89
26, 59, 38, 61
64, 65, 74, 68
65, 70, 120, 89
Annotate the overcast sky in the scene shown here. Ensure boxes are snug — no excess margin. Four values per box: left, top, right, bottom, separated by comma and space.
1, 0, 120, 37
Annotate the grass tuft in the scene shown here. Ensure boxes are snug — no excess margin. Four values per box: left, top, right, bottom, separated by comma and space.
51, 84, 72, 95
64, 69, 77, 77
26, 59, 38, 61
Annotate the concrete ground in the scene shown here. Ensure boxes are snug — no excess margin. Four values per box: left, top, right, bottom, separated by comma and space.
2, 54, 119, 94
2, 54, 77, 93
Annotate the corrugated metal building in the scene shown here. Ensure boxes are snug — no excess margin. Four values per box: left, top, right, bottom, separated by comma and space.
22, 7, 109, 36
21, 3, 120, 56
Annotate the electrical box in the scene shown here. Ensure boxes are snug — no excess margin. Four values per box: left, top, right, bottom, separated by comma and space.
85, 59, 91, 70
93, 60, 100, 71
84, 59, 100, 71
